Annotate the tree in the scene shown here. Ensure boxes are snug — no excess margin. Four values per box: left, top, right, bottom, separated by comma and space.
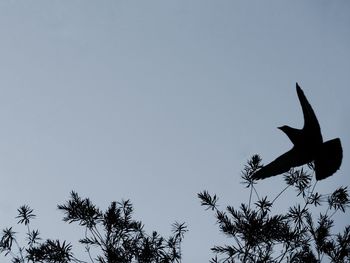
0, 191, 187, 263
198, 155, 350, 262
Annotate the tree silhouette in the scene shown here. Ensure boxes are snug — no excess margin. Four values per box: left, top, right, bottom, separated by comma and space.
199, 155, 350, 262
1, 191, 187, 263
2, 159, 349, 262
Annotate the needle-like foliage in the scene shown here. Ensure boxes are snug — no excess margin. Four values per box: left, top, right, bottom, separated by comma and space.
199, 155, 350, 262
1, 191, 187, 263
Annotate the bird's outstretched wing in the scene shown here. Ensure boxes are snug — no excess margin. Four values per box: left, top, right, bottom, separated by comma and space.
315, 138, 343, 180
296, 83, 322, 139
252, 149, 300, 180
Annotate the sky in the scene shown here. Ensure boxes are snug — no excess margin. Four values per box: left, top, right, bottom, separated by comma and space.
0, 1, 349, 262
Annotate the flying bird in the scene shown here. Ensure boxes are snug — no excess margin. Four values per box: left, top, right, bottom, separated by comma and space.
252, 83, 342, 181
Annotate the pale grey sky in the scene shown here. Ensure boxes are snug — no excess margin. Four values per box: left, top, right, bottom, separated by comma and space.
0, 1, 349, 262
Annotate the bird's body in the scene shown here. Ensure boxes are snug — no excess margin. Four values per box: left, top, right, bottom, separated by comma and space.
252, 83, 342, 181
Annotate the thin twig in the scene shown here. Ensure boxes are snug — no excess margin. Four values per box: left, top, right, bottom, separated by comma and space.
272, 185, 290, 204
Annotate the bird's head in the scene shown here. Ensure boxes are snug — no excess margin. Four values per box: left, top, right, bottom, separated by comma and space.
278, 125, 301, 145
278, 125, 292, 133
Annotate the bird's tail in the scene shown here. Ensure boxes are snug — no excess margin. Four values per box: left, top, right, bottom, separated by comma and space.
315, 138, 343, 180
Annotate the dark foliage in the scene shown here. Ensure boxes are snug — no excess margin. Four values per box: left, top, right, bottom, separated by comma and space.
199, 155, 350, 262
1, 192, 187, 263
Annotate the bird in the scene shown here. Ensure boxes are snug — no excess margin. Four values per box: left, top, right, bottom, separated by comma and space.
252, 83, 342, 181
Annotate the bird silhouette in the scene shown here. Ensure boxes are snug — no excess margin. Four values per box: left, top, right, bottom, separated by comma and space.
252, 83, 342, 181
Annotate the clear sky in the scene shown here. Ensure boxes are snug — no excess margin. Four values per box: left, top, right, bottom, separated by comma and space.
0, 1, 349, 262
